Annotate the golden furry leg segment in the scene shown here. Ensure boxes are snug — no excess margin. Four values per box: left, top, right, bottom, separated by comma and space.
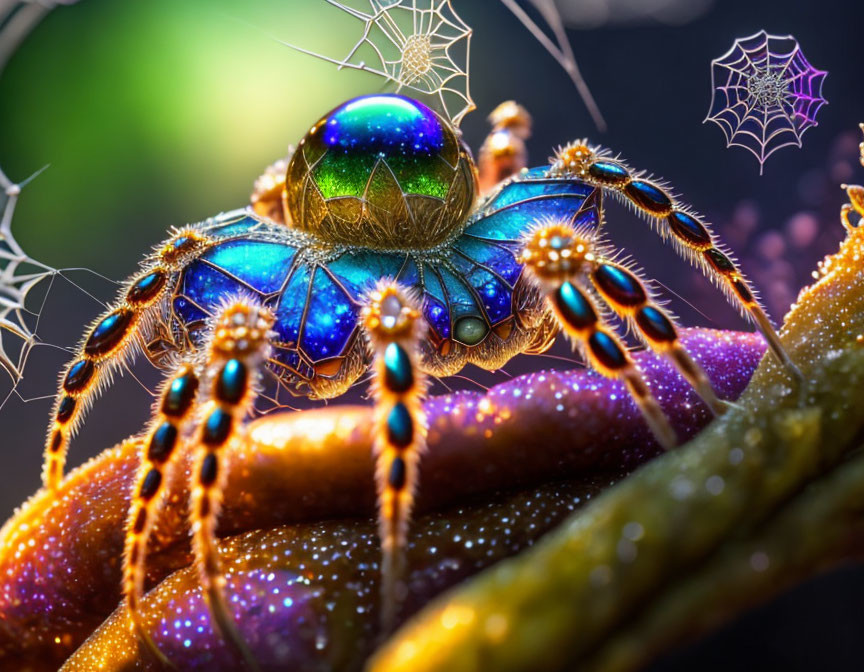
478, 101, 532, 195
587, 258, 726, 416
123, 363, 200, 666
363, 282, 427, 634
42, 232, 208, 490
189, 300, 274, 672
551, 142, 800, 379
521, 225, 677, 450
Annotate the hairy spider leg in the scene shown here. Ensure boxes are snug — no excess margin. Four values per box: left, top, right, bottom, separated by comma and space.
477, 101, 532, 196
520, 228, 677, 450
552, 142, 801, 380
123, 362, 201, 667
586, 254, 727, 417
42, 231, 211, 490
362, 282, 428, 634
189, 300, 274, 672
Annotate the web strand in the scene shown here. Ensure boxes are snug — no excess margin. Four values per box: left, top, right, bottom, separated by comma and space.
499, 0, 606, 132
705, 30, 827, 175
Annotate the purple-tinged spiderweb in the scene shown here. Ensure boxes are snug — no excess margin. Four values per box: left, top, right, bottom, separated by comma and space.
705, 30, 827, 174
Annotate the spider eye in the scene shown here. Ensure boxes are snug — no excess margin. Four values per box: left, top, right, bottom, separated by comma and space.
285, 94, 477, 249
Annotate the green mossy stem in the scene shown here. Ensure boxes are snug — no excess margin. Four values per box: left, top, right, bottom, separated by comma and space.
583, 441, 864, 672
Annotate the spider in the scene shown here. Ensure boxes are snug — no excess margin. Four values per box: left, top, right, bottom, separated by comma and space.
37, 92, 797, 667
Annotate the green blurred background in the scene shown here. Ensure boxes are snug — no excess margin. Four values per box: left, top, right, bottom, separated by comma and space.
1, 1, 864, 668
0, 0, 384, 272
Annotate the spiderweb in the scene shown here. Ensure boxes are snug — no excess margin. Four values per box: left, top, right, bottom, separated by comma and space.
499, 0, 606, 132
0, 167, 56, 383
705, 30, 828, 174
0, 1, 74, 383
280, 0, 474, 125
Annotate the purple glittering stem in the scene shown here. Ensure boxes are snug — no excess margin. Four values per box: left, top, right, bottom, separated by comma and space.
0, 329, 765, 669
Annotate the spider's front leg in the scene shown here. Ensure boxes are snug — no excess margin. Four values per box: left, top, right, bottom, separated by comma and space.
522, 222, 726, 417
477, 101, 532, 196
187, 299, 274, 671
362, 282, 428, 634
123, 362, 201, 667
552, 142, 801, 380
42, 231, 210, 490
521, 223, 678, 450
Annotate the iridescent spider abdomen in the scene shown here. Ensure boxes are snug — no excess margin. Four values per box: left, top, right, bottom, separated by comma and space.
285, 95, 477, 249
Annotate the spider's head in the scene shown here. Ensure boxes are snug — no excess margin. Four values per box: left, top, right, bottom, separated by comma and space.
284, 94, 477, 250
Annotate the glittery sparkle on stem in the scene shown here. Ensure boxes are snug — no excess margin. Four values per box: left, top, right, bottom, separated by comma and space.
0, 329, 764, 669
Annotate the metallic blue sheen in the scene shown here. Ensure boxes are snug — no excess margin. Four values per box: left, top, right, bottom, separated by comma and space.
423, 295, 451, 339
181, 260, 251, 313
203, 408, 232, 446
168, 169, 617, 372
466, 194, 600, 241
449, 255, 512, 324
438, 267, 481, 320
131, 271, 162, 296
554, 282, 596, 329
668, 210, 711, 246
386, 402, 414, 448
208, 215, 261, 239
90, 313, 124, 343
201, 240, 297, 295
454, 237, 523, 288
488, 179, 595, 210
637, 306, 677, 342
217, 359, 247, 403
322, 94, 444, 155
626, 180, 672, 210
172, 296, 207, 326
589, 330, 628, 370
327, 251, 406, 295
299, 269, 358, 361
421, 269, 447, 306
395, 257, 420, 287
384, 343, 413, 393
594, 264, 645, 306
588, 161, 629, 182
273, 266, 312, 347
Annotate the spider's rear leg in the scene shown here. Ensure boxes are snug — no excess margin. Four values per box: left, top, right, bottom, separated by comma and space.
123, 362, 201, 667
189, 299, 274, 672
552, 143, 802, 381
42, 231, 209, 490
362, 282, 427, 634
478, 101, 532, 195
520, 224, 677, 450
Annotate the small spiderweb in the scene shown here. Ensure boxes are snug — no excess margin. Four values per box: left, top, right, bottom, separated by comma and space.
0, 165, 60, 387
0, 2, 70, 384
705, 30, 827, 175
280, 0, 474, 125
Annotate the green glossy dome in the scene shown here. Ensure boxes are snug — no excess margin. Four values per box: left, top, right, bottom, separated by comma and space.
285, 94, 477, 249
